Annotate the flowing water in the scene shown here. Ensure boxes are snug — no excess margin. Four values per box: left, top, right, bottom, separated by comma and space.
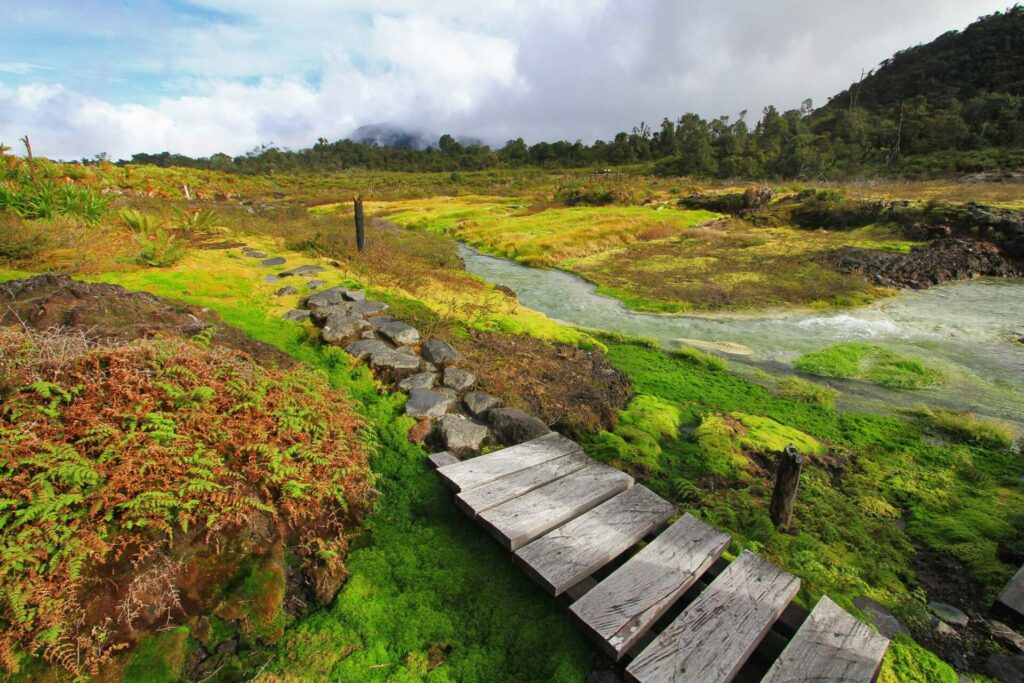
460, 244, 1024, 424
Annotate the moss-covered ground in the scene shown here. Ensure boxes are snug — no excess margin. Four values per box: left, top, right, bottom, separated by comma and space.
794, 342, 944, 389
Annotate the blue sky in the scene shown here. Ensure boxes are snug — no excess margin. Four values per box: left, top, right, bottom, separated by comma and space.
0, 1, 1013, 159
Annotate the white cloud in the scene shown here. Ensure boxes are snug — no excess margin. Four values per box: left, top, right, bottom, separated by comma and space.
0, 62, 54, 75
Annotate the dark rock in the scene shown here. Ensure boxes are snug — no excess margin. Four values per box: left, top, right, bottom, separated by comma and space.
349, 301, 389, 317
261, 256, 286, 266
310, 303, 352, 326
987, 653, 1024, 683
487, 407, 550, 445
343, 289, 367, 302
244, 251, 268, 259
463, 391, 500, 417
398, 371, 438, 392
366, 316, 397, 331
405, 389, 453, 420
852, 596, 910, 638
370, 348, 422, 380
306, 287, 348, 308
377, 320, 421, 346
432, 415, 489, 454
345, 339, 391, 360
408, 420, 432, 444
421, 339, 461, 366
307, 280, 325, 290
320, 314, 369, 345
443, 367, 476, 392
929, 601, 970, 627
279, 265, 326, 277
282, 309, 311, 322
264, 275, 281, 283
274, 285, 297, 297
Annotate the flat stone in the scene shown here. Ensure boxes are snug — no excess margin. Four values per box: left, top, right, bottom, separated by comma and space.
988, 621, 1024, 653
443, 367, 476, 392
933, 617, 957, 637
378, 320, 421, 346
929, 601, 970, 627
261, 256, 286, 266
421, 339, 461, 366
320, 314, 369, 345
432, 414, 489, 455
366, 316, 397, 331
853, 597, 910, 638
264, 275, 281, 283
487, 407, 550, 445
463, 391, 500, 417
345, 339, 391, 360
343, 289, 367, 302
306, 287, 348, 307
279, 264, 325, 277
405, 389, 453, 420
240, 246, 256, 252
310, 303, 352, 326
370, 348, 422, 380
244, 251, 268, 258
282, 309, 311, 322
274, 285, 297, 297
307, 280, 325, 289
397, 371, 438, 392
986, 654, 1024, 683
349, 301, 389, 317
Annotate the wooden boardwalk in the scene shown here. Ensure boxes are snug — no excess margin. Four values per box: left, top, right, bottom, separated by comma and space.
434, 434, 890, 682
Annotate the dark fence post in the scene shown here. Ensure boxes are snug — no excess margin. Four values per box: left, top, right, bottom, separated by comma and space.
770, 445, 803, 531
353, 195, 365, 252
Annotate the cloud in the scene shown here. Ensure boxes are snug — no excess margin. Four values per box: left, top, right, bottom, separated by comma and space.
0, 0, 1012, 159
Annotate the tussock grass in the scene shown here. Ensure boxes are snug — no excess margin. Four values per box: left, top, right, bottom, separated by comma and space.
919, 407, 1018, 449
794, 342, 943, 389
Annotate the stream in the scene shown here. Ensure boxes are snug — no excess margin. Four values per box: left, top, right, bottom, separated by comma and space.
459, 244, 1024, 424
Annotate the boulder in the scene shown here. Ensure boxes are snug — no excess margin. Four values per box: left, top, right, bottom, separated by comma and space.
343, 289, 367, 302
421, 339, 461, 366
344, 338, 391, 360
261, 256, 286, 266
443, 367, 476, 392
320, 314, 369, 345
487, 407, 550, 445
370, 348, 422, 380
377, 320, 421, 346
398, 371, 438, 392
405, 389, 453, 420
274, 285, 297, 297
432, 415, 489, 455
282, 309, 311, 322
264, 275, 281, 283
279, 265, 325, 277
310, 303, 352, 326
366, 316, 397, 331
928, 601, 969, 628
245, 251, 268, 258
463, 391, 500, 417
306, 287, 348, 308
350, 301, 389, 317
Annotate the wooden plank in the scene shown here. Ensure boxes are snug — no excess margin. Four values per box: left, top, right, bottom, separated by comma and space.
997, 564, 1024, 618
456, 450, 593, 516
427, 451, 459, 469
570, 513, 731, 660
515, 486, 676, 596
761, 596, 889, 683
435, 432, 581, 492
478, 463, 633, 551
626, 550, 800, 683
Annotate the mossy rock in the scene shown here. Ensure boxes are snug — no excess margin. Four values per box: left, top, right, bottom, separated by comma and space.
122, 626, 190, 683
215, 547, 287, 645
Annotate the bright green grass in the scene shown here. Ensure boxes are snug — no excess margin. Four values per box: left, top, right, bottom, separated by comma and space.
794, 343, 943, 389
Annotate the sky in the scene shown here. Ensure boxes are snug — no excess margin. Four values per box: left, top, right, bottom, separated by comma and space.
0, 0, 1014, 160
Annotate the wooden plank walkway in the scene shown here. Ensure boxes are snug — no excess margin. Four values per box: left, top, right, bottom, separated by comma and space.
434, 435, 890, 681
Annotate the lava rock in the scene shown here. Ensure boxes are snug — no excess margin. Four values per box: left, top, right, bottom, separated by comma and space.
405, 388, 453, 420
463, 391, 500, 417
307, 280, 325, 290
244, 251, 268, 259
366, 316, 397, 331
310, 303, 352, 326
261, 256, 286, 266
349, 301, 389, 317
370, 348, 422, 380
398, 371, 438, 392
274, 285, 297, 297
929, 601, 969, 628
421, 339, 461, 366
279, 264, 326, 277
432, 414, 489, 455
282, 309, 311, 322
443, 367, 476, 392
377, 320, 421, 346
344, 338, 391, 360
320, 314, 369, 345
306, 287, 347, 307
487, 407, 550, 445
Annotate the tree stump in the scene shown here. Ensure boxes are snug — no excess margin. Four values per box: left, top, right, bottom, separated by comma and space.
770, 445, 803, 531
353, 195, 365, 252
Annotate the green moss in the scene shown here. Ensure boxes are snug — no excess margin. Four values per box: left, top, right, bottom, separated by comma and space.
122, 626, 189, 683
920, 407, 1018, 450
794, 343, 943, 389
731, 412, 826, 456
670, 345, 728, 371
693, 415, 749, 479
216, 551, 287, 644
772, 376, 837, 410
878, 633, 959, 683
586, 395, 681, 473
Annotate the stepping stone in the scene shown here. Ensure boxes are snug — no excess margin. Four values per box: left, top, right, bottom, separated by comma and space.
282, 309, 310, 322
274, 285, 297, 297
422, 339, 461, 366
377, 320, 421, 346
345, 339, 391, 360
463, 391, 500, 417
370, 348, 422, 380
350, 301, 389, 317
432, 414, 489, 455
443, 367, 476, 392
310, 303, 352, 326
929, 601, 969, 627
264, 275, 281, 283
261, 256, 286, 266
321, 314, 369, 345
279, 264, 325, 277
307, 280, 325, 289
398, 371, 438, 392
307, 287, 348, 307
343, 289, 367, 302
240, 246, 256, 252
245, 251, 268, 258
405, 388, 453, 420
488, 407, 550, 445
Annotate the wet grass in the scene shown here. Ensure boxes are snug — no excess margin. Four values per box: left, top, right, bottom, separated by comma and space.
794, 343, 944, 390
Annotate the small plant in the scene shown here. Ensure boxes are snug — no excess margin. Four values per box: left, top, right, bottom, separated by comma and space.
120, 208, 160, 234
135, 228, 187, 267
171, 206, 217, 232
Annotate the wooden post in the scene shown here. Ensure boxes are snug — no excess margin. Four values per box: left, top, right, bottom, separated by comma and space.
353, 195, 365, 252
770, 445, 802, 531
20, 135, 35, 183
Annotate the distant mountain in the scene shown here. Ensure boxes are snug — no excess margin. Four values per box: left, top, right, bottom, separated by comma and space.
349, 123, 431, 150
825, 6, 1024, 111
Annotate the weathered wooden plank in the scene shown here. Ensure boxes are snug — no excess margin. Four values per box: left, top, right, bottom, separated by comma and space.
456, 450, 593, 516
427, 451, 459, 469
997, 564, 1024, 618
435, 432, 581, 492
478, 463, 633, 551
626, 550, 800, 683
761, 596, 889, 683
570, 513, 731, 660
515, 486, 676, 596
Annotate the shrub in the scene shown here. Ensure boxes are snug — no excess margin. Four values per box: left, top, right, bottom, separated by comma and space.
136, 228, 187, 267
120, 208, 160, 234
171, 206, 217, 232
920, 407, 1017, 450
